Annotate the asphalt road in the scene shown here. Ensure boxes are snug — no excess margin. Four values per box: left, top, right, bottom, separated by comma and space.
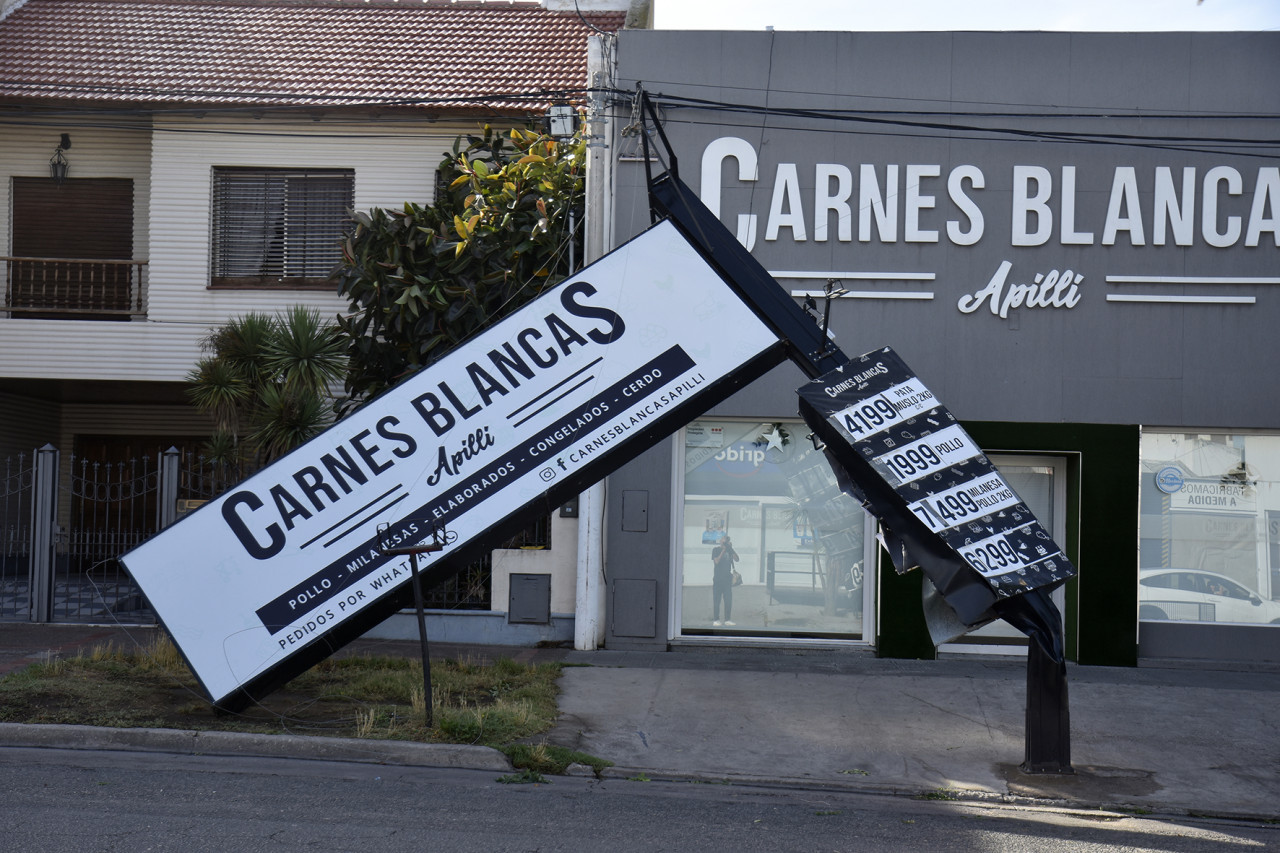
2, 746, 1274, 852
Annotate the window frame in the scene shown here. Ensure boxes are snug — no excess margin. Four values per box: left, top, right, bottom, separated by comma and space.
670, 418, 878, 643
209, 166, 354, 289
1139, 427, 1280, 627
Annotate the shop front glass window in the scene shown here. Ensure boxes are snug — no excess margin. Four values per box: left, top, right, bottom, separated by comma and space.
1140, 431, 1280, 626
680, 419, 869, 638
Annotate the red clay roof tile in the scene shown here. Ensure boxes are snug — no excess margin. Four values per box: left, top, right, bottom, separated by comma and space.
0, 0, 625, 113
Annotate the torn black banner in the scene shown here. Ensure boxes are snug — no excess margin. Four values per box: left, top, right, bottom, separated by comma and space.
796, 346, 1075, 656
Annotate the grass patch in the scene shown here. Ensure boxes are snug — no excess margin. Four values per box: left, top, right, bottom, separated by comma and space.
916, 788, 959, 801
1115, 806, 1154, 816
0, 635, 575, 750
502, 743, 613, 776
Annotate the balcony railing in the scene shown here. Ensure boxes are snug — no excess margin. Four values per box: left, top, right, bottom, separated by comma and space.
2, 257, 147, 319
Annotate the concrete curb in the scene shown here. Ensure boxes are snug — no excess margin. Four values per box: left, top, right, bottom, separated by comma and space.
599, 764, 937, 799
599, 764, 1033, 803
5, 724, 1280, 823
593, 764, 1280, 823
0, 725, 1060, 807
0, 723, 513, 772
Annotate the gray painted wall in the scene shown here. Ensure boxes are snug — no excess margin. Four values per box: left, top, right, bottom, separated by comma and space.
602, 31, 1279, 652
614, 30, 1280, 428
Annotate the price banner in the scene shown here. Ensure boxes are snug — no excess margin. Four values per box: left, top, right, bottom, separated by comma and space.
797, 347, 1075, 598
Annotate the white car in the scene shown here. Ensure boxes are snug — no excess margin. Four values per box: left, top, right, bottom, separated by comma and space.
1139, 568, 1280, 625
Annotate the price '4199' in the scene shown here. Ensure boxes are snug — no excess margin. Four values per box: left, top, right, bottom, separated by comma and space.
839, 395, 900, 438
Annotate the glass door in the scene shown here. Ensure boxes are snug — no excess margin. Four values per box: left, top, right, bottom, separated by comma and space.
673, 420, 874, 641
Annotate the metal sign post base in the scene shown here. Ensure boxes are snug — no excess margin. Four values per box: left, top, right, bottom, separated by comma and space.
379, 528, 450, 727
1022, 639, 1074, 774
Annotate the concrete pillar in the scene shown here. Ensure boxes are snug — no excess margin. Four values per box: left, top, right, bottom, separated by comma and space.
158, 446, 180, 529
28, 443, 58, 623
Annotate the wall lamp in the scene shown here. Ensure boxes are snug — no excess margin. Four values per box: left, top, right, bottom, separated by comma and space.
49, 133, 71, 185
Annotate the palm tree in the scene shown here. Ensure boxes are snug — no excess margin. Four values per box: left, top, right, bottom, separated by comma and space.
187, 306, 346, 470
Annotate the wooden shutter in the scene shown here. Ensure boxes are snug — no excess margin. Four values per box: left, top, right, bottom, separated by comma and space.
12, 178, 134, 259
8, 178, 136, 315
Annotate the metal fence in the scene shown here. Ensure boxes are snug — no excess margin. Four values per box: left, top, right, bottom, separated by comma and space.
423, 509, 551, 610
56, 451, 160, 622
0, 445, 550, 622
0, 451, 35, 620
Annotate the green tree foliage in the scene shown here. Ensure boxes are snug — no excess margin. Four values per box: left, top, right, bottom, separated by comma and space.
186, 306, 347, 467
335, 124, 585, 409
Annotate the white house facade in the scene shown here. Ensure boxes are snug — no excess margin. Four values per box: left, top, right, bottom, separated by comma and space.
0, 0, 634, 631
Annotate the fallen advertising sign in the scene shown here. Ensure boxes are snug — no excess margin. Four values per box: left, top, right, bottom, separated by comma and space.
122, 220, 782, 707
797, 346, 1076, 627
643, 153, 1070, 772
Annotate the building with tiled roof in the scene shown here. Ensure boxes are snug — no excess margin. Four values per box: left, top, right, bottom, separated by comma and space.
0, 0, 630, 113
0, 0, 640, 630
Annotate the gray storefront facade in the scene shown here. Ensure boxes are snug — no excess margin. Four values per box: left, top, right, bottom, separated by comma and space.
601, 30, 1280, 665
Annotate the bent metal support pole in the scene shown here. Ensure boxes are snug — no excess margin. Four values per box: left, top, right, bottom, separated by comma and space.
378, 527, 450, 727
641, 94, 1072, 773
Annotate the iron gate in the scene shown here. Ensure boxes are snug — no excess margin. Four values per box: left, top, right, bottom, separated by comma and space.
1, 445, 547, 622
0, 450, 35, 619
0, 445, 225, 624
55, 448, 160, 622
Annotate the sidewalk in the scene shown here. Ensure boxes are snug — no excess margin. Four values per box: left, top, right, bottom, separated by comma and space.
2, 624, 1278, 820
550, 646, 1280, 820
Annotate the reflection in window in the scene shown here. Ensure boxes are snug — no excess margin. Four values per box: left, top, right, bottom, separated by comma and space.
1140, 432, 1280, 626
680, 420, 869, 638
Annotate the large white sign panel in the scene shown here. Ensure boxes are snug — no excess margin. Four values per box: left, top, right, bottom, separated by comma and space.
122, 220, 779, 705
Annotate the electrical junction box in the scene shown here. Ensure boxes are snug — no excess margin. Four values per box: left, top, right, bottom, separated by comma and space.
508, 573, 551, 624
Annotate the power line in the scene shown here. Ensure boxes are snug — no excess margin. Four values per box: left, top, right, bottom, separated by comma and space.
611, 95, 1280, 162
639, 91, 1280, 148
10, 77, 1279, 123
633, 113, 1280, 162
619, 69, 1280, 120
5, 82, 1278, 161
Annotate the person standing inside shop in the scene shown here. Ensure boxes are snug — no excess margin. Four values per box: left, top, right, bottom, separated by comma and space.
712, 534, 739, 626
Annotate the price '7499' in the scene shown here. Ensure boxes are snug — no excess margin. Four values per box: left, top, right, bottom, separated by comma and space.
907, 473, 1019, 534
910, 490, 984, 531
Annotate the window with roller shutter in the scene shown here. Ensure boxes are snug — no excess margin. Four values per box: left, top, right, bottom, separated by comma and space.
6, 177, 138, 318
209, 167, 353, 288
